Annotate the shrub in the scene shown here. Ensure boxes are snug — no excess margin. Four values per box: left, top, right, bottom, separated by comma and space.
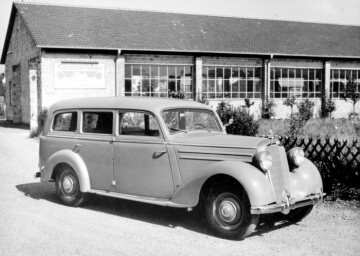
320, 97, 336, 118
30, 109, 48, 138
297, 99, 315, 122
243, 98, 255, 114
283, 96, 296, 115
341, 79, 360, 116
216, 102, 259, 136
226, 108, 259, 136
287, 99, 315, 138
261, 96, 276, 119
216, 101, 235, 124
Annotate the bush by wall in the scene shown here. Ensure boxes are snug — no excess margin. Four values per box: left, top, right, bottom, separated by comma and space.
216, 102, 259, 136
30, 109, 48, 138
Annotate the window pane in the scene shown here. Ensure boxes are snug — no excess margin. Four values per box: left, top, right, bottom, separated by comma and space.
208, 67, 216, 78
296, 69, 302, 78
53, 112, 77, 132
202, 67, 208, 78
224, 68, 231, 79
125, 79, 132, 96
232, 67, 239, 78
160, 66, 167, 77
142, 65, 150, 77
125, 65, 131, 78
247, 68, 254, 78
168, 66, 176, 79
133, 65, 140, 76
185, 66, 192, 76
240, 68, 246, 78
120, 112, 159, 137
216, 67, 223, 78
83, 112, 113, 134
150, 66, 159, 78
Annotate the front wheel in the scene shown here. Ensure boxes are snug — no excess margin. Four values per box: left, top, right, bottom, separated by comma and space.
55, 164, 87, 207
205, 186, 258, 240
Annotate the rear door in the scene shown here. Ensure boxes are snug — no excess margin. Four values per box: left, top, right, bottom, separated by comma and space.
113, 110, 174, 199
77, 110, 115, 191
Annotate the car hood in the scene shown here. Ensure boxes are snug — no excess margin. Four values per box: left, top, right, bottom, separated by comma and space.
171, 132, 270, 151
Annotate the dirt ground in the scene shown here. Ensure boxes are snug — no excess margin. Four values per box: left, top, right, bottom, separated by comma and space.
0, 126, 359, 256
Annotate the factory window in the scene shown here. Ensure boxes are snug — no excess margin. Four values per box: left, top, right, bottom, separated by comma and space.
330, 69, 360, 98
201, 66, 262, 99
125, 64, 193, 99
270, 68, 322, 98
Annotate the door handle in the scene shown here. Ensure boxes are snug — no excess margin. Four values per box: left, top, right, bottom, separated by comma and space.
153, 151, 167, 158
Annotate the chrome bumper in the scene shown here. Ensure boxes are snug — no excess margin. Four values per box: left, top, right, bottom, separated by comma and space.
250, 192, 325, 215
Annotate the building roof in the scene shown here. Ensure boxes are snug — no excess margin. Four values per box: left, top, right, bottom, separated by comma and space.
2, 2, 360, 63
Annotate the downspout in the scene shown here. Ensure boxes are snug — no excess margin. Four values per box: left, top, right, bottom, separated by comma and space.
115, 49, 121, 96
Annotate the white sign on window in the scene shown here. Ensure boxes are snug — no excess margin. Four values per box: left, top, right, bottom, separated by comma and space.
54, 63, 106, 89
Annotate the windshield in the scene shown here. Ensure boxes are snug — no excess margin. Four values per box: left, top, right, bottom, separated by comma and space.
161, 108, 222, 134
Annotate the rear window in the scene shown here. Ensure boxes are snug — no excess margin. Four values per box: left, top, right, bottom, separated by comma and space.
82, 112, 113, 134
52, 112, 77, 132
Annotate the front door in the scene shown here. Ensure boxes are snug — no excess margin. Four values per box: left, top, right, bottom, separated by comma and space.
114, 111, 174, 199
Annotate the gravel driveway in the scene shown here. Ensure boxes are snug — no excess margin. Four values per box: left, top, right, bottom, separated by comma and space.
0, 126, 359, 256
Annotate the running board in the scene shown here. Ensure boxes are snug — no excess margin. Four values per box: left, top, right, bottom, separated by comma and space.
88, 189, 189, 208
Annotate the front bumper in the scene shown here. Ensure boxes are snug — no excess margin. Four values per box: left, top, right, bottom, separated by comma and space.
250, 192, 325, 214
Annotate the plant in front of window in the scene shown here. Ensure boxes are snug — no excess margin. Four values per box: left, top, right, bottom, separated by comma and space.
261, 96, 276, 119
341, 79, 360, 119
287, 99, 315, 138
216, 101, 235, 124
320, 92, 336, 118
216, 101, 259, 136
243, 98, 255, 114
283, 95, 296, 115
168, 91, 185, 99
196, 93, 209, 105
226, 107, 259, 136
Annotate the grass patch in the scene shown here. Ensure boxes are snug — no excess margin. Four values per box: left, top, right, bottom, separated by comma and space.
259, 118, 360, 142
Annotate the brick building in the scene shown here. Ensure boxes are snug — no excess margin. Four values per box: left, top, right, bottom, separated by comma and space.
1, 2, 360, 129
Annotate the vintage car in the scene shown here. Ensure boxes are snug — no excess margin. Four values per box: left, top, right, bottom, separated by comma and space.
36, 97, 324, 239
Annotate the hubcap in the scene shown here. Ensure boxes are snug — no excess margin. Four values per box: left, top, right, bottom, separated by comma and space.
62, 175, 74, 194
219, 200, 238, 223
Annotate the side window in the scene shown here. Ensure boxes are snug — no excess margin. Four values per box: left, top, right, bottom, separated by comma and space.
82, 112, 113, 134
53, 112, 77, 132
119, 112, 160, 137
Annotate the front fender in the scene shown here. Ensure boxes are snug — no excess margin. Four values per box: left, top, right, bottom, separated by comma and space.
290, 158, 323, 200
171, 161, 275, 207
42, 149, 91, 192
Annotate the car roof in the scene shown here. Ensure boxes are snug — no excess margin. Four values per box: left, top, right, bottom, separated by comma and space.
49, 97, 212, 114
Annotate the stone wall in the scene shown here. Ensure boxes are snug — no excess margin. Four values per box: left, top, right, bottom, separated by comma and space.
4, 13, 41, 123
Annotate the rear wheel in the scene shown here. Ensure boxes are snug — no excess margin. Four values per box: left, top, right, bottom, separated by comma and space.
284, 205, 313, 223
205, 186, 258, 240
55, 164, 87, 207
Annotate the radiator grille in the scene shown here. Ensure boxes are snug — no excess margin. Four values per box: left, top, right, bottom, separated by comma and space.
267, 145, 291, 203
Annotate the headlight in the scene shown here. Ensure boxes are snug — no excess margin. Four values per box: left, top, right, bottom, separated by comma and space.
287, 147, 305, 167
253, 151, 273, 172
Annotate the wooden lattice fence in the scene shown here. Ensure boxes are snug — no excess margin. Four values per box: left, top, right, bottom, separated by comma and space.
280, 137, 360, 193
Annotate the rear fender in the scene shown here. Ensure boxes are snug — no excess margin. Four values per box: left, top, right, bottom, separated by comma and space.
42, 149, 91, 192
171, 161, 274, 207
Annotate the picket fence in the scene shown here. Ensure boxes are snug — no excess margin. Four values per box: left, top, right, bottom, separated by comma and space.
279, 136, 360, 192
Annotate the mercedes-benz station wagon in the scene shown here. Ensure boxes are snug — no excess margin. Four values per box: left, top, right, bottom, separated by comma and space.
36, 97, 324, 239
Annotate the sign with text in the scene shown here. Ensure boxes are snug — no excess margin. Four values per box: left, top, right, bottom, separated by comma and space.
54, 63, 105, 89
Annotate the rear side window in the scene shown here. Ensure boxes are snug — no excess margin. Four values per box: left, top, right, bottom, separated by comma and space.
83, 112, 113, 134
52, 112, 77, 132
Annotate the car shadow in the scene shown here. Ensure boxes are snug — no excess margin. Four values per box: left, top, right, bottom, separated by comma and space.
16, 182, 295, 240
